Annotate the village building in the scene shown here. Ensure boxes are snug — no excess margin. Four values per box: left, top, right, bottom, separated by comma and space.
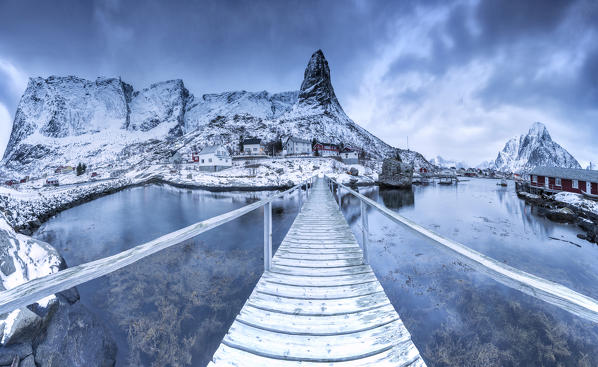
54, 165, 74, 174
313, 142, 340, 157
198, 145, 232, 171
340, 147, 358, 164
529, 166, 598, 197
283, 137, 312, 156
242, 138, 264, 155
45, 177, 59, 186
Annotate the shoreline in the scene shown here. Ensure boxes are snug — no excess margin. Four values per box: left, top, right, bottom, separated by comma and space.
1, 174, 378, 235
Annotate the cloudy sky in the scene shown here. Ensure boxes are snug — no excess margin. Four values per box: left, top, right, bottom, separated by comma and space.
0, 0, 596, 166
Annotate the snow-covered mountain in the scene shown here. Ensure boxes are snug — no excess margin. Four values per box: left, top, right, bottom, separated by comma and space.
429, 156, 468, 169
1, 50, 432, 175
493, 122, 580, 173
475, 160, 494, 170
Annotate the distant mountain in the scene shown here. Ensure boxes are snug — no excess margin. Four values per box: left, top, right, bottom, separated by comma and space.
429, 156, 468, 169
476, 160, 494, 170
493, 122, 580, 173
1, 50, 433, 174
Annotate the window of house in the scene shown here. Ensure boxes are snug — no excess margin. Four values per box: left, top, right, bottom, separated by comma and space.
555, 177, 561, 186
201, 159, 204, 164
253, 147, 257, 151
209, 158, 212, 163
532, 175, 537, 183
573, 180, 578, 189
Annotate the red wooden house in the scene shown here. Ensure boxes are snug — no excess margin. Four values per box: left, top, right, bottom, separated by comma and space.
312, 142, 339, 157
529, 166, 598, 197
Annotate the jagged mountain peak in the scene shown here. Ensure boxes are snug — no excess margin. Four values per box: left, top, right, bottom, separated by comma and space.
493, 122, 580, 172
298, 49, 340, 108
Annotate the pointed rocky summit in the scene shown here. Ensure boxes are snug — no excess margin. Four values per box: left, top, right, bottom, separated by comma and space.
298, 50, 341, 109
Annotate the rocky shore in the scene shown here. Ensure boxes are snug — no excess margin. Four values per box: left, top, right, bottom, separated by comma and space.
0, 217, 116, 367
517, 191, 598, 243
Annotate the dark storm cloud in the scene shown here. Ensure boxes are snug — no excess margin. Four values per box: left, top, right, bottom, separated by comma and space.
0, 0, 596, 163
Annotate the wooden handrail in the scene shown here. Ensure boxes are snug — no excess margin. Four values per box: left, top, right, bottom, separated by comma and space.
326, 176, 598, 323
0, 176, 316, 314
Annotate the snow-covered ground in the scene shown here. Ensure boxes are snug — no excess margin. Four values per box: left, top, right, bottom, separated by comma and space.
553, 192, 598, 216
0, 157, 377, 233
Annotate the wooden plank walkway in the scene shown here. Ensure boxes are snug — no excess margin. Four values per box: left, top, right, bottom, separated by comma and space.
209, 177, 426, 366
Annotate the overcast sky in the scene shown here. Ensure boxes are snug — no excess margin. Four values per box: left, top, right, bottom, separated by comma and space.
0, 0, 596, 166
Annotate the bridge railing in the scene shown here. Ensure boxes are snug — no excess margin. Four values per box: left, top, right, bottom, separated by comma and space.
0, 176, 316, 315
324, 176, 598, 324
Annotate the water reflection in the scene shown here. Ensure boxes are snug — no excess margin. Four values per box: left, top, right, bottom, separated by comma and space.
339, 179, 598, 366
34, 184, 299, 367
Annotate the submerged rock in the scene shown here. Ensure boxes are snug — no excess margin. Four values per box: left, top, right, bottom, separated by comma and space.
378, 158, 413, 189
34, 301, 116, 367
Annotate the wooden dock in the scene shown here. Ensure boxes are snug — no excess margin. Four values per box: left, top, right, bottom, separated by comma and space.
209, 178, 425, 366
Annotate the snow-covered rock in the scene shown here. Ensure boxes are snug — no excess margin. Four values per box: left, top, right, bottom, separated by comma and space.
0, 215, 62, 345
553, 192, 598, 216
493, 122, 580, 173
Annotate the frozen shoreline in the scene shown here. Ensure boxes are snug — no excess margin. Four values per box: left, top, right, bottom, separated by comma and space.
0, 158, 377, 234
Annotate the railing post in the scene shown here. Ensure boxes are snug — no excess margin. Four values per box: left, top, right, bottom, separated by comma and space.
298, 186, 302, 208
264, 202, 272, 271
360, 200, 369, 265
338, 185, 342, 209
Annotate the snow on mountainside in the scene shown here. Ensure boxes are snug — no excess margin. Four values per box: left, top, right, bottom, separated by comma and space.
429, 156, 468, 169
1, 50, 433, 175
493, 122, 580, 173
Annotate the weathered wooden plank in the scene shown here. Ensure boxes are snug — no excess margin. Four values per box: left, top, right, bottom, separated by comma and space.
209, 343, 423, 367
255, 280, 383, 300
221, 319, 411, 361
237, 303, 400, 335
262, 272, 378, 287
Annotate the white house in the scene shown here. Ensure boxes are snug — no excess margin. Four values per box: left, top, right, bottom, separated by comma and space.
340, 147, 358, 164
198, 145, 232, 171
242, 138, 264, 155
283, 136, 311, 156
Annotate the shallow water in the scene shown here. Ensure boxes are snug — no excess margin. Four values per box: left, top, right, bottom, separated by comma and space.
35, 184, 301, 366
338, 178, 598, 366
34, 179, 598, 366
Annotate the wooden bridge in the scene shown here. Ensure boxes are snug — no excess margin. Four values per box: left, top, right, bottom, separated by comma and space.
2, 176, 598, 366
209, 178, 424, 366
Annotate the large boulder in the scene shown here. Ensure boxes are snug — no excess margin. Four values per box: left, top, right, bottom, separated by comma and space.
378, 158, 413, 189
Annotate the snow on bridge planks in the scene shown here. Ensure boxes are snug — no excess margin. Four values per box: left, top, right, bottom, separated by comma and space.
209, 178, 426, 366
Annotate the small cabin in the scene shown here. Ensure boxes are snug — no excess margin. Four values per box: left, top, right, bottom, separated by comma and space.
242, 138, 264, 155
283, 137, 311, 156
45, 177, 59, 186
313, 142, 339, 157
198, 145, 232, 171
529, 166, 598, 197
340, 147, 358, 164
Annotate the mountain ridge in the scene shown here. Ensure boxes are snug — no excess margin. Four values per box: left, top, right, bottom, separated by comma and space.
2, 50, 433, 175
493, 122, 580, 172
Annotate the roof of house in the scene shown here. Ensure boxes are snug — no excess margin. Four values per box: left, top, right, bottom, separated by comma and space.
285, 136, 311, 145
314, 142, 339, 148
530, 166, 598, 182
243, 138, 262, 145
341, 147, 356, 153
199, 145, 220, 155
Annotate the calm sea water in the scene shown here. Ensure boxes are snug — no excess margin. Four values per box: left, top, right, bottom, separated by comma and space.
34, 179, 598, 366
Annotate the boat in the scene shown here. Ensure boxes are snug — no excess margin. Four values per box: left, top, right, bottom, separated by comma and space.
438, 177, 453, 185
498, 178, 508, 187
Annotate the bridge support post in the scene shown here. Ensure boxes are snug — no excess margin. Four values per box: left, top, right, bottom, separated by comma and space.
264, 202, 272, 271
360, 201, 369, 265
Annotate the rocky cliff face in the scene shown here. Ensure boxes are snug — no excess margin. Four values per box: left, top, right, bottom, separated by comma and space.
493, 122, 580, 172
1, 50, 433, 174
